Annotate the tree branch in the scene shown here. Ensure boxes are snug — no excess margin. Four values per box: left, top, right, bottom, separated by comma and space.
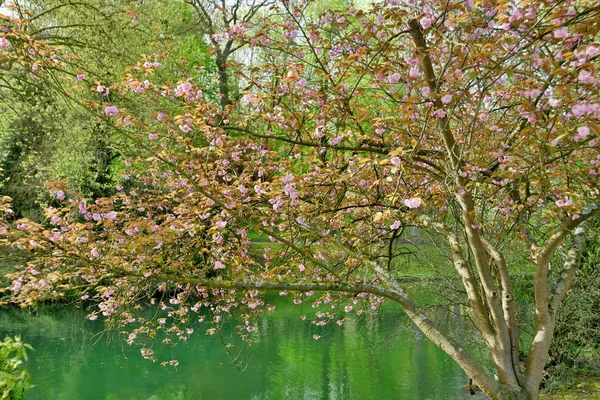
409, 18, 516, 385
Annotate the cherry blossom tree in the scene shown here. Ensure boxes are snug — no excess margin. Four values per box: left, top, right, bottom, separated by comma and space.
2, 1, 600, 399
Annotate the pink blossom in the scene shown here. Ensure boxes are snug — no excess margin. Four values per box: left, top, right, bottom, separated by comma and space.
406, 57, 419, 66
88, 315, 98, 321
409, 66, 422, 78
420, 17, 432, 30
214, 261, 226, 269
331, 136, 343, 145
344, 305, 353, 312
0, 37, 9, 47
576, 126, 590, 140
28, 48, 36, 56
157, 112, 168, 121
104, 211, 118, 220
179, 124, 191, 133
54, 190, 65, 200
148, 133, 159, 141
313, 335, 321, 340
387, 72, 401, 84
390, 220, 401, 230
571, 104, 588, 118
76, 73, 85, 81
553, 27, 569, 39
31, 64, 39, 72
572, 214, 581, 220
404, 198, 422, 209
433, 108, 446, 118
12, 281, 22, 294
523, 88, 541, 98
441, 94, 452, 104
578, 70, 595, 84
298, 264, 305, 272
586, 46, 599, 58
296, 215, 306, 224
175, 82, 192, 96
104, 106, 119, 116
296, 78, 307, 88
555, 197, 573, 207
91, 248, 99, 257
181, 82, 192, 91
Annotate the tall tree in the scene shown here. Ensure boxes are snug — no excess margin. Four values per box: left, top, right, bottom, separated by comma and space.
2, 1, 600, 399
185, 0, 271, 108
0, 0, 216, 215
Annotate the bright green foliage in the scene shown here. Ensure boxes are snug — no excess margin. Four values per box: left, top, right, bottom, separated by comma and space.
0, 0, 216, 218
0, 336, 33, 400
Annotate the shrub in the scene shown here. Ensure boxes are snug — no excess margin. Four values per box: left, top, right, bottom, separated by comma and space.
0, 336, 33, 400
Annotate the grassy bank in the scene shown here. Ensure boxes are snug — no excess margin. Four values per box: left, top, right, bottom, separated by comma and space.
541, 376, 600, 399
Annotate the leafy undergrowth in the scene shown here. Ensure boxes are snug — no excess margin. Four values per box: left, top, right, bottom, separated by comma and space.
541, 376, 600, 400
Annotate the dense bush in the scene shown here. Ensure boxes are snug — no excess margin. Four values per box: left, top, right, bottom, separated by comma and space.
545, 221, 600, 388
0, 336, 33, 400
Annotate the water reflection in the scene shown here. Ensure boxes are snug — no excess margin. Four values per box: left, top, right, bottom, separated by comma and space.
0, 300, 475, 399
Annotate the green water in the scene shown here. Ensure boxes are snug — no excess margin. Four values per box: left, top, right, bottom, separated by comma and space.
0, 299, 476, 400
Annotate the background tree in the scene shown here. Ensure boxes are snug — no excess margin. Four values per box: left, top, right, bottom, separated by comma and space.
183, 0, 272, 108
0, 0, 218, 217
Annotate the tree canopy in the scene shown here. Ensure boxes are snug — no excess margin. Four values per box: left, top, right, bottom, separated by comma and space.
1, 1, 599, 399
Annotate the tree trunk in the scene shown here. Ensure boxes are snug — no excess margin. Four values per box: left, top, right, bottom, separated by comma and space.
216, 56, 230, 109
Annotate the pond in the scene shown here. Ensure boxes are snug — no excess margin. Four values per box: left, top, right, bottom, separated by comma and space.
0, 298, 481, 400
